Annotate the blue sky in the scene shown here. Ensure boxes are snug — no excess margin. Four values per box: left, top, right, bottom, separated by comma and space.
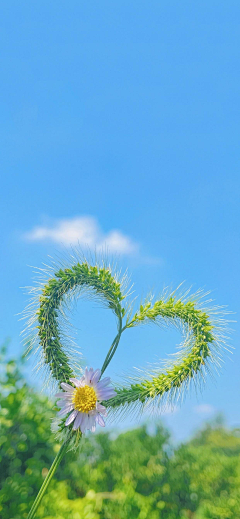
1, 1, 240, 442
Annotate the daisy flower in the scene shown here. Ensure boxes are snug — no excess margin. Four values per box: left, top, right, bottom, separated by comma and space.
55, 367, 116, 434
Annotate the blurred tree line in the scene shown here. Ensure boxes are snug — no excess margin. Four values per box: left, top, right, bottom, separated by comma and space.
1, 344, 240, 519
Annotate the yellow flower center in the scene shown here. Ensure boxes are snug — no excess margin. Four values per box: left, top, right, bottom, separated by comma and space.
72, 385, 97, 413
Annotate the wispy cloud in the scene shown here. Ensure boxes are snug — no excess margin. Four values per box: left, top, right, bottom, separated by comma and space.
194, 404, 215, 415
23, 216, 139, 255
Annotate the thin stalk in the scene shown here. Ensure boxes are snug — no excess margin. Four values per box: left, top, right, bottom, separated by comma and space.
103, 334, 121, 370
101, 335, 118, 374
101, 314, 123, 375
27, 434, 72, 519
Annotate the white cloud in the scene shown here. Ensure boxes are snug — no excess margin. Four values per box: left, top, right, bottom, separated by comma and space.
194, 404, 215, 415
23, 216, 139, 255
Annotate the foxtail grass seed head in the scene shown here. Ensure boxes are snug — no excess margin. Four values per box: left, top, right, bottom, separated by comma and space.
23, 253, 231, 434
24, 253, 232, 519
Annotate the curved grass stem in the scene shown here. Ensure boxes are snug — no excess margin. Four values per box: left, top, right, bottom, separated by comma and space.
27, 434, 72, 519
101, 314, 123, 375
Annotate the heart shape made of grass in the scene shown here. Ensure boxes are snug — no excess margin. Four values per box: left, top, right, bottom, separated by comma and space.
26, 259, 226, 419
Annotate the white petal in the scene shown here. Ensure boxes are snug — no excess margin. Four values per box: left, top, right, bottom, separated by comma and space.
55, 392, 71, 399
80, 414, 88, 434
96, 377, 110, 389
85, 367, 94, 384
97, 414, 105, 427
87, 414, 96, 431
65, 410, 78, 426
56, 399, 70, 408
73, 412, 83, 431
97, 388, 116, 400
69, 377, 84, 387
84, 367, 90, 383
60, 383, 74, 393
91, 369, 101, 384
58, 404, 74, 417
96, 403, 108, 416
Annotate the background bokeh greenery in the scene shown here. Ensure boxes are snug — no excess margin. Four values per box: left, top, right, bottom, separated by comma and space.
1, 345, 240, 519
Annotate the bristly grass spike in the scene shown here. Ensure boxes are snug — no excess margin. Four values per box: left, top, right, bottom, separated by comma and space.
23, 251, 231, 519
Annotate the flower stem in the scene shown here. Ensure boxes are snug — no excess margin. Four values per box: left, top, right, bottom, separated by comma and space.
101, 314, 123, 375
27, 434, 71, 519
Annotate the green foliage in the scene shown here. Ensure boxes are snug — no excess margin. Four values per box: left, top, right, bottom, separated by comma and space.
0, 346, 58, 518
1, 347, 240, 519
